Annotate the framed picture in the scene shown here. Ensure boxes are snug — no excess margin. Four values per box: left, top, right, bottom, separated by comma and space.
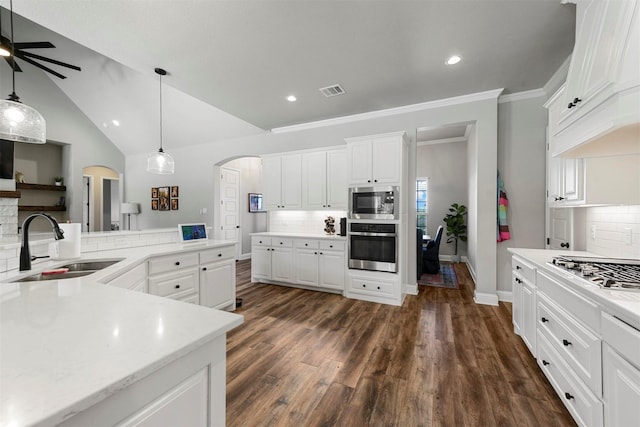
248, 193, 264, 212
151, 187, 158, 198
171, 198, 179, 210
171, 186, 179, 198
158, 186, 170, 211
151, 199, 158, 210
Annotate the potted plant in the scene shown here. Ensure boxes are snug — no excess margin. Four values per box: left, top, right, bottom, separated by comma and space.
54, 176, 63, 186
443, 203, 467, 263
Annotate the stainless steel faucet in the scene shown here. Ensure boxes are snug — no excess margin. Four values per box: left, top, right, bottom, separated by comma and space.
19, 212, 65, 271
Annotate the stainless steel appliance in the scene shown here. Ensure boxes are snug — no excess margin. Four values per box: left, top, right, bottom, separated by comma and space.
348, 186, 398, 220
348, 222, 397, 273
550, 255, 640, 291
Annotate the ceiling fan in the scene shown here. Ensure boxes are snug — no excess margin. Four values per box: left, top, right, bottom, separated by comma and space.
0, 3, 80, 79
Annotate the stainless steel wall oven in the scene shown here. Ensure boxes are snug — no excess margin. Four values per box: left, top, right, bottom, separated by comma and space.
348, 222, 397, 273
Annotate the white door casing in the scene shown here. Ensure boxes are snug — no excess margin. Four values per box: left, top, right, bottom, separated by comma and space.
219, 167, 240, 259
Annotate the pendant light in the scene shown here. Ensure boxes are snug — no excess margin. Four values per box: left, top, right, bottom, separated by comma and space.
0, 0, 46, 144
146, 67, 174, 174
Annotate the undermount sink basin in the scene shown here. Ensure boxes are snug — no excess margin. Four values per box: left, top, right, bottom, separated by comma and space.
14, 258, 124, 283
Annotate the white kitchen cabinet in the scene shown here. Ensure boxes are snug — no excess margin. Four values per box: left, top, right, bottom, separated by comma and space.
552, 0, 640, 156
511, 256, 536, 356
347, 270, 400, 306
301, 149, 347, 210
251, 238, 272, 281
262, 154, 302, 210
512, 272, 523, 336
346, 132, 406, 186
318, 240, 345, 290
250, 236, 294, 283
149, 269, 200, 303
295, 245, 320, 287
200, 247, 236, 310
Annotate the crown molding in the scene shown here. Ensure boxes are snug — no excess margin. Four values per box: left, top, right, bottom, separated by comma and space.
498, 88, 546, 104
270, 88, 504, 134
543, 55, 571, 97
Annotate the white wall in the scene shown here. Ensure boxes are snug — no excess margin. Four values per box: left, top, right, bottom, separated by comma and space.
496, 94, 548, 297
584, 205, 640, 258
416, 141, 468, 257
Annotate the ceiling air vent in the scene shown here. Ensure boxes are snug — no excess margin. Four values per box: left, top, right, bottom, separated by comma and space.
319, 84, 346, 98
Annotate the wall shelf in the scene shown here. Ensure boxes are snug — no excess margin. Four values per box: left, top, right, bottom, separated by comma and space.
0, 191, 21, 198
18, 206, 66, 212
16, 183, 66, 191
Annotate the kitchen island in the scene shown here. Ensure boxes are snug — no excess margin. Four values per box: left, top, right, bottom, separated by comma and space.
0, 239, 243, 427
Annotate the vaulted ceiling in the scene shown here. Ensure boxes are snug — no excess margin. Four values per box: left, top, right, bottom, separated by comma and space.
0, 1, 575, 155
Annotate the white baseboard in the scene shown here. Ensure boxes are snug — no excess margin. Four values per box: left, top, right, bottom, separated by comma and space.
239, 253, 251, 261
474, 291, 499, 306
405, 283, 418, 295
497, 291, 513, 302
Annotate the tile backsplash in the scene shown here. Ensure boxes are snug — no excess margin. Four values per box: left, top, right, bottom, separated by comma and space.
585, 205, 640, 259
269, 210, 347, 235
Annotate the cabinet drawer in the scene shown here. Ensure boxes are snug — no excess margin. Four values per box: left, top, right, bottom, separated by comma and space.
295, 239, 319, 249
512, 256, 535, 284
149, 268, 199, 299
538, 294, 602, 397
602, 312, 640, 369
537, 270, 600, 333
148, 252, 199, 277
537, 331, 603, 427
348, 276, 395, 296
252, 236, 271, 246
320, 240, 345, 251
271, 238, 293, 248
199, 246, 235, 264
108, 262, 146, 291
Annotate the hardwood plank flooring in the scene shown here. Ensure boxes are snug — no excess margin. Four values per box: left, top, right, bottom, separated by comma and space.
227, 259, 575, 426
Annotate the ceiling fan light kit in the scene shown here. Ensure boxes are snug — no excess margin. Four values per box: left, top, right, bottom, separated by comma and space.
146, 67, 175, 175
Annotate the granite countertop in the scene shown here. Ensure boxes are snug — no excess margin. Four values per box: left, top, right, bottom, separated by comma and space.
251, 231, 347, 241
0, 240, 243, 427
508, 248, 640, 330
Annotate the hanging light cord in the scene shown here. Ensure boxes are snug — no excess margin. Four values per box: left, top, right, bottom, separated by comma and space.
158, 70, 163, 152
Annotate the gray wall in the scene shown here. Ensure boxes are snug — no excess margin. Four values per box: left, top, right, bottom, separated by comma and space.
496, 95, 548, 296
416, 141, 468, 257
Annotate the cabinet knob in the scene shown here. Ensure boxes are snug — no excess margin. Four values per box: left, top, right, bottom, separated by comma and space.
305, 243, 308, 246
218, 253, 222, 257
329, 245, 333, 248
362, 284, 366, 288
319, 252, 323, 255
202, 267, 207, 271
314, 252, 318, 255
322, 205, 326, 208
516, 266, 521, 270
175, 284, 180, 289
560, 242, 570, 249
175, 261, 180, 266
259, 240, 263, 244
542, 360, 550, 366
236, 225, 240, 229
562, 339, 572, 346
327, 205, 331, 207
567, 102, 574, 109
573, 97, 581, 104
515, 278, 522, 284
367, 180, 371, 183
564, 392, 574, 400
374, 179, 378, 183
377, 286, 380, 290
280, 242, 283, 245
541, 317, 549, 323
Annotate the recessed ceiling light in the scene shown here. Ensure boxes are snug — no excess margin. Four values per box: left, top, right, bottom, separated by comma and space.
112, 119, 120, 127
446, 55, 462, 65
286, 95, 297, 102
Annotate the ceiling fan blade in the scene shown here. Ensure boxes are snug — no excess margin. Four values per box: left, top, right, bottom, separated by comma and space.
15, 53, 67, 79
3, 56, 22, 72
12, 41, 55, 49
19, 51, 81, 72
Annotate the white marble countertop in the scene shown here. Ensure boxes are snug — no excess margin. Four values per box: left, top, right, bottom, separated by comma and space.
250, 231, 346, 241
0, 240, 243, 427
508, 248, 640, 330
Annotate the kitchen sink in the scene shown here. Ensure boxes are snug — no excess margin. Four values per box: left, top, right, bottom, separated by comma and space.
14, 258, 124, 283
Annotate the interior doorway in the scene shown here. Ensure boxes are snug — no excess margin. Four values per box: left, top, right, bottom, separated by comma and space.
219, 167, 241, 259
81, 166, 121, 232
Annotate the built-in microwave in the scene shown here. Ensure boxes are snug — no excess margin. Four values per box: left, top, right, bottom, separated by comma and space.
348, 186, 399, 220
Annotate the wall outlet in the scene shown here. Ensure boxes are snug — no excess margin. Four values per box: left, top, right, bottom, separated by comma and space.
591, 225, 597, 240
623, 227, 632, 245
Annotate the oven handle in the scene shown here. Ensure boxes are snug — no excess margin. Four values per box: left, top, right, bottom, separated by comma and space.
349, 232, 397, 237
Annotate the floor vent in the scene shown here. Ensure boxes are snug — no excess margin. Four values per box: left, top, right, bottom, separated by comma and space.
319, 84, 346, 97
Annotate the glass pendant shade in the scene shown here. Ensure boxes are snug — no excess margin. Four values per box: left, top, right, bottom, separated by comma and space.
0, 98, 46, 143
146, 148, 175, 174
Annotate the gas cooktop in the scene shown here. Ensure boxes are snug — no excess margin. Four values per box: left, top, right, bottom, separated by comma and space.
551, 256, 640, 291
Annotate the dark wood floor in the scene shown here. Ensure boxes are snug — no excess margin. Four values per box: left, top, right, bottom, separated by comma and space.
227, 259, 575, 426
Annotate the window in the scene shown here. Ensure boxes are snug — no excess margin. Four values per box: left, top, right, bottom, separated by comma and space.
416, 178, 428, 234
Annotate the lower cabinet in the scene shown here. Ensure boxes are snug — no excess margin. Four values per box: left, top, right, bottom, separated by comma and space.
200, 257, 235, 310
149, 268, 200, 303
346, 270, 401, 306
252, 235, 345, 292
511, 256, 536, 356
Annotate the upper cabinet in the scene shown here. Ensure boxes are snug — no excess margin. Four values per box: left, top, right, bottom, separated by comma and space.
262, 154, 302, 210
551, 0, 640, 157
346, 132, 407, 186
302, 149, 347, 210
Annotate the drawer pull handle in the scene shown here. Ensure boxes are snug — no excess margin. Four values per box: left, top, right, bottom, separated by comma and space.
541, 317, 549, 323
202, 267, 207, 271
175, 284, 180, 289
562, 339, 572, 346
564, 392, 574, 400
542, 360, 549, 366
175, 261, 180, 266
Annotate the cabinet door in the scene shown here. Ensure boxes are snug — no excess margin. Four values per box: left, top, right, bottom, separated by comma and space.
200, 260, 235, 310
302, 152, 327, 209
347, 140, 373, 185
547, 153, 564, 204
371, 136, 402, 184
251, 246, 271, 280
319, 250, 345, 290
281, 154, 302, 209
262, 156, 282, 210
271, 247, 293, 282
326, 149, 347, 209
512, 273, 523, 335
522, 281, 536, 357
603, 344, 640, 427
563, 158, 583, 202
295, 248, 319, 286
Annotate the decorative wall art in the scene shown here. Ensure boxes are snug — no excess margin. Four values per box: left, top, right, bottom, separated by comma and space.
151, 186, 179, 211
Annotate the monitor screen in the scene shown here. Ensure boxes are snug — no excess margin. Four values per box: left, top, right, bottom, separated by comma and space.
178, 223, 208, 242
